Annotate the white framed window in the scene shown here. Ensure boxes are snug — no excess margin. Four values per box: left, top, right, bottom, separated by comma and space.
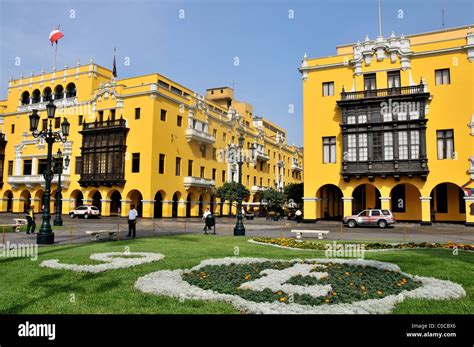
347, 134, 357, 162
384, 132, 394, 160
437, 129, 454, 159
347, 115, 356, 124
435, 69, 450, 85
358, 133, 368, 161
383, 112, 392, 122
398, 131, 408, 160
397, 111, 407, 121
323, 137, 336, 163
358, 114, 367, 123
322, 82, 334, 96
410, 131, 420, 159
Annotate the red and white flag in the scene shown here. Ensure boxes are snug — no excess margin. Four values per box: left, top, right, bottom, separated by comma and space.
49, 28, 64, 46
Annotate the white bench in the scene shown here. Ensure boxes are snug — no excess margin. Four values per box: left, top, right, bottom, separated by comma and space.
85, 230, 119, 241
291, 229, 330, 240
13, 218, 28, 232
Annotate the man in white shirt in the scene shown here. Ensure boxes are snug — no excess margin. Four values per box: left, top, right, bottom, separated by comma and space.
202, 208, 212, 232
127, 204, 138, 238
295, 209, 303, 224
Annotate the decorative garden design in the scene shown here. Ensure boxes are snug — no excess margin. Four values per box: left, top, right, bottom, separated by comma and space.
40, 252, 165, 273
135, 257, 466, 314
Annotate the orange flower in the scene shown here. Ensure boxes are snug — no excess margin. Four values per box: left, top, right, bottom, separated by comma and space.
277, 291, 282, 295
345, 272, 350, 276
279, 297, 286, 302
402, 278, 407, 283
360, 285, 366, 290
376, 290, 383, 295
332, 292, 337, 296
325, 299, 331, 303
245, 274, 251, 280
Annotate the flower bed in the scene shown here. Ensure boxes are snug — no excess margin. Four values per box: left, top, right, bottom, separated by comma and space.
135, 257, 466, 314
41, 252, 165, 273
251, 237, 474, 251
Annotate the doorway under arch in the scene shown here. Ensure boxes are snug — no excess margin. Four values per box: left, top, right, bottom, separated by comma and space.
430, 183, 466, 222
154, 191, 163, 218
110, 191, 122, 216
186, 194, 192, 217
352, 184, 381, 214
316, 184, 343, 220
92, 191, 102, 212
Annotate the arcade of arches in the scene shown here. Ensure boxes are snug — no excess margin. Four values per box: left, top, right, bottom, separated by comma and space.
311, 182, 473, 225
0, 187, 260, 218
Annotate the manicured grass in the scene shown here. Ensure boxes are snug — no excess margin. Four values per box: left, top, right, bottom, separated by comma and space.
0, 234, 472, 314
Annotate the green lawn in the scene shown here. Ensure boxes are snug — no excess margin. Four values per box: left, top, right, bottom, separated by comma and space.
0, 234, 472, 314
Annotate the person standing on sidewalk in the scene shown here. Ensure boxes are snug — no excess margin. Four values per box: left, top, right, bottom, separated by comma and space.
127, 204, 138, 238
26, 206, 36, 234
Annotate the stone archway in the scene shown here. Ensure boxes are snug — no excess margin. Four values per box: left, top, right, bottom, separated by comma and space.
172, 192, 180, 218
390, 183, 421, 221
110, 190, 122, 216
154, 191, 164, 218
352, 184, 381, 214
430, 183, 466, 222
316, 184, 343, 220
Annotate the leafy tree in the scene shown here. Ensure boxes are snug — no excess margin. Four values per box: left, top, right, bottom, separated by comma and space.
262, 188, 286, 212
284, 183, 304, 204
216, 182, 250, 215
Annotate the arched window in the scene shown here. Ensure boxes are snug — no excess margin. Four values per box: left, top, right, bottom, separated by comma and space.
54, 85, 64, 100
43, 87, 52, 102
32, 89, 41, 103
21, 91, 30, 105
65, 83, 76, 98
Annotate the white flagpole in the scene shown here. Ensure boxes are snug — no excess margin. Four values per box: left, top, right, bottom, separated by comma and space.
378, 0, 383, 37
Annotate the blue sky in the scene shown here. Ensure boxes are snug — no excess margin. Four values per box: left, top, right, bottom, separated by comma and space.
1, 0, 473, 146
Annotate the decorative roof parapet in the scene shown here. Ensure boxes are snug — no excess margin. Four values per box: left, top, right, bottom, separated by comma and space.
352, 33, 412, 75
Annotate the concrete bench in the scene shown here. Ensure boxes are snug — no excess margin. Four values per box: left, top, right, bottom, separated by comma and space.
291, 229, 330, 240
13, 218, 28, 232
85, 230, 119, 241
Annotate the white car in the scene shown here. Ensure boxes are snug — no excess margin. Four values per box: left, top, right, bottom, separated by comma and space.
69, 205, 100, 219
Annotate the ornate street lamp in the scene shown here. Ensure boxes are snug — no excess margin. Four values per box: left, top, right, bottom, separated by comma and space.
29, 100, 70, 244
233, 134, 255, 236
53, 148, 70, 226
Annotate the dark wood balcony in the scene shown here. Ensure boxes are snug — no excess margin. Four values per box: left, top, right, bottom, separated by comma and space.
342, 159, 429, 182
79, 173, 126, 187
340, 84, 427, 100
81, 118, 127, 133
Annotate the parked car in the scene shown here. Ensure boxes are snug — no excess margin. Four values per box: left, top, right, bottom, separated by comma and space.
343, 209, 395, 228
69, 205, 100, 219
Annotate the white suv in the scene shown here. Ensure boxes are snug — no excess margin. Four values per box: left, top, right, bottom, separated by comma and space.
69, 205, 100, 219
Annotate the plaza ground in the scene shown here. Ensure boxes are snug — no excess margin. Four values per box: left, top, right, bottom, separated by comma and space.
0, 233, 472, 314
0, 213, 472, 245
0, 213, 472, 314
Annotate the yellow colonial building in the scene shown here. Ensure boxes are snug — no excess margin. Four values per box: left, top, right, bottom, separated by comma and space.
300, 25, 474, 225
0, 61, 303, 218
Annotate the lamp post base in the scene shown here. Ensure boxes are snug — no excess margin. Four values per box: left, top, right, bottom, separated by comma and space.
37, 232, 55, 245
53, 219, 63, 226
233, 226, 246, 236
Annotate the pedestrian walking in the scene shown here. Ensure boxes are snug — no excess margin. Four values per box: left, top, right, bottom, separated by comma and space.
295, 209, 303, 224
127, 204, 138, 238
26, 206, 36, 234
202, 208, 211, 232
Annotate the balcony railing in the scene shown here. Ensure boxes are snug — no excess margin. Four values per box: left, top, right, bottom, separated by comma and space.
8, 174, 71, 189
255, 150, 270, 162
341, 159, 428, 181
79, 173, 125, 187
277, 159, 285, 168
340, 84, 426, 101
291, 163, 303, 172
185, 128, 215, 145
17, 97, 76, 112
82, 118, 127, 131
251, 185, 268, 193
184, 176, 215, 189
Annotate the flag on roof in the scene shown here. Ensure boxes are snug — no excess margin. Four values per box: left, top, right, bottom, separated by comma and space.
112, 47, 117, 78
49, 28, 64, 46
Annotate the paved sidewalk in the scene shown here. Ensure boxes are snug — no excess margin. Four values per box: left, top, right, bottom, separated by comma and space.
0, 213, 472, 246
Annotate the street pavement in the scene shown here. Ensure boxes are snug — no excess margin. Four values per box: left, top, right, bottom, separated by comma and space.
0, 213, 473, 246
